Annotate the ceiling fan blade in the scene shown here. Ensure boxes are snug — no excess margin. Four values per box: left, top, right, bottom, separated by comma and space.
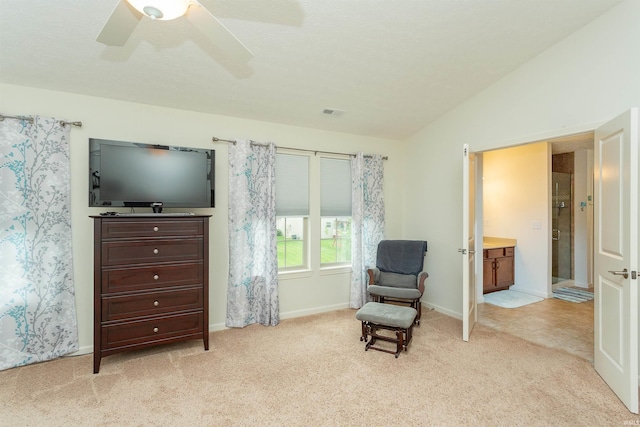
96, 1, 142, 46
186, 5, 254, 63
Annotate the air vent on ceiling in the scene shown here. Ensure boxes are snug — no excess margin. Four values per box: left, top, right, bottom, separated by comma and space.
322, 108, 345, 117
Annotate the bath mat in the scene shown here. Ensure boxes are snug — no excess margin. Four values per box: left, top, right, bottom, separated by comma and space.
553, 287, 594, 303
483, 290, 543, 309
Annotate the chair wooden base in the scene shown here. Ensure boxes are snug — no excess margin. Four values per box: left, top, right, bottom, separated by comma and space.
356, 302, 417, 358
360, 321, 414, 358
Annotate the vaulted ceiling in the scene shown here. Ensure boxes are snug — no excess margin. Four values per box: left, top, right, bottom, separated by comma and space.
0, 0, 624, 139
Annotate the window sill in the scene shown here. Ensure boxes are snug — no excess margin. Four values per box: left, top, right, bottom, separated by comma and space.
278, 269, 313, 280
319, 265, 352, 276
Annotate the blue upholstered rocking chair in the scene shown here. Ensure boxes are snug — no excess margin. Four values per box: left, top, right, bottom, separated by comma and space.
366, 240, 428, 324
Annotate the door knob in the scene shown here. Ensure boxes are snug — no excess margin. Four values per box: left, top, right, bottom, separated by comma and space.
608, 268, 629, 279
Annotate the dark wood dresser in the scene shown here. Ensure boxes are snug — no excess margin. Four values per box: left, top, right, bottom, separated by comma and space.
92, 215, 210, 373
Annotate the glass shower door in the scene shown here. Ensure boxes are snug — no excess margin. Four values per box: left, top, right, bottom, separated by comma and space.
552, 172, 572, 284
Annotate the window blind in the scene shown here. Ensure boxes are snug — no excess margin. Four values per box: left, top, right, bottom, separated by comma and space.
275, 153, 309, 216
321, 158, 352, 216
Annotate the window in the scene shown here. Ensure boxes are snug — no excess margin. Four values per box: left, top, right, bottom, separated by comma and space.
275, 154, 309, 270
277, 217, 307, 268
320, 158, 352, 266
320, 216, 352, 264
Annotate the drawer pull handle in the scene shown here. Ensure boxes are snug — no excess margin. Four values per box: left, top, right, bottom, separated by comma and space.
153, 248, 159, 254
153, 226, 159, 232
153, 274, 159, 280
153, 300, 159, 307
153, 327, 159, 333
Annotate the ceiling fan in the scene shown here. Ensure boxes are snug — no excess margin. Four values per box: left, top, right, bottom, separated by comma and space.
96, 0, 253, 63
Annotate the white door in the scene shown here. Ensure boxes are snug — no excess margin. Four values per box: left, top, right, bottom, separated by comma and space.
462, 144, 476, 341
594, 108, 639, 414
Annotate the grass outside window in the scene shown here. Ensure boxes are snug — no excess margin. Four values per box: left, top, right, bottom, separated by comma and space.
277, 217, 307, 269
320, 217, 352, 265
277, 237, 352, 268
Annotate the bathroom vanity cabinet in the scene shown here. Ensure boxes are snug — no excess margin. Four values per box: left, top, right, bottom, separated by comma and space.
482, 246, 515, 294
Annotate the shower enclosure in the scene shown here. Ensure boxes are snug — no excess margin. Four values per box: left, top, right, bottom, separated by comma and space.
552, 171, 572, 284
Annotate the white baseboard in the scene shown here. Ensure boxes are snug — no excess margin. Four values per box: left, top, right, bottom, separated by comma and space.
279, 302, 351, 320
66, 346, 93, 357
422, 300, 461, 320
573, 282, 590, 289
509, 285, 550, 299
208, 322, 228, 332
208, 302, 352, 332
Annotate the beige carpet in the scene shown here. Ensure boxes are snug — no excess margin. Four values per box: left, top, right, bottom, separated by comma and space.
1, 309, 632, 426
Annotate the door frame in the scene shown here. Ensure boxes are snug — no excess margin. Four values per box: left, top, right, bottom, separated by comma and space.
469, 136, 594, 308
464, 116, 637, 413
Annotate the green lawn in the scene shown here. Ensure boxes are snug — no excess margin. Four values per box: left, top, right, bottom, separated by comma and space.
277, 237, 351, 268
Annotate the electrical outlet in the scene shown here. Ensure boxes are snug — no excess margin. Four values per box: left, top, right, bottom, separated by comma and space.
532, 220, 541, 229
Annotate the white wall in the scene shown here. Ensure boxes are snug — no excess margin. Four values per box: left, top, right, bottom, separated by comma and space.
403, 0, 640, 318
482, 142, 550, 299
0, 83, 404, 353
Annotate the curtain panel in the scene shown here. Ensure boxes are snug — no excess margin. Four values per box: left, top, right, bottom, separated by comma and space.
227, 140, 279, 327
350, 153, 385, 308
0, 116, 78, 370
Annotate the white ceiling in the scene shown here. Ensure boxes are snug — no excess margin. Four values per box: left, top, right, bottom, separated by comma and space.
0, 0, 624, 139
550, 132, 595, 154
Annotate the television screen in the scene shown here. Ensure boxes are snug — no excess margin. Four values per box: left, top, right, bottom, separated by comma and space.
89, 138, 214, 208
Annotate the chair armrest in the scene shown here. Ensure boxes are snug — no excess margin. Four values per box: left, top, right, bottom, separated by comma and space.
417, 271, 429, 294
367, 268, 380, 285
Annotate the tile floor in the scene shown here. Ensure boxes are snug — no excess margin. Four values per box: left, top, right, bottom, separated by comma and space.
477, 287, 594, 362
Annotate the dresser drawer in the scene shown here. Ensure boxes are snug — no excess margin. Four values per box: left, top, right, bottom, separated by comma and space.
101, 312, 204, 351
101, 219, 204, 239
102, 287, 202, 321
102, 238, 203, 266
103, 263, 203, 294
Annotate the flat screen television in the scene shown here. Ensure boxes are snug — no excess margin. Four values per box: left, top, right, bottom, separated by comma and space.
89, 138, 214, 209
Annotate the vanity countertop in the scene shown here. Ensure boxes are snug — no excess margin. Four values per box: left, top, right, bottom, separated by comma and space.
483, 236, 517, 249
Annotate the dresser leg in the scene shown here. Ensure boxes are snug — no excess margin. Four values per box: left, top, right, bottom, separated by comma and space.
93, 353, 101, 374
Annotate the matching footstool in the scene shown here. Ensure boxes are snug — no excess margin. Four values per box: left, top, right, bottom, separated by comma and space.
355, 302, 417, 358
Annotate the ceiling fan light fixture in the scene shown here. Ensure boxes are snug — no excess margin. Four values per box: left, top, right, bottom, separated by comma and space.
126, 0, 191, 21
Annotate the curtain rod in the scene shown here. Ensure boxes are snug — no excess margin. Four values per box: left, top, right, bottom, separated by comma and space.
0, 114, 82, 128
211, 136, 388, 160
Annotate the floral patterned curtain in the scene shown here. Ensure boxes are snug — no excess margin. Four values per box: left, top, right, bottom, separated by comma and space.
227, 140, 279, 327
350, 153, 385, 308
0, 116, 78, 370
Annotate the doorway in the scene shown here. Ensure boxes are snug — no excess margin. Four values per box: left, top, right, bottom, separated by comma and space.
477, 132, 594, 360
552, 164, 573, 285
550, 135, 594, 292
